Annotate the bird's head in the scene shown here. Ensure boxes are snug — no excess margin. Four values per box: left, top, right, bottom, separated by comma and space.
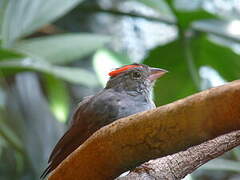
105, 64, 168, 94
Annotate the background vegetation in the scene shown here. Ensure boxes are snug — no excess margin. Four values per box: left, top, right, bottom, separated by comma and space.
0, 0, 240, 179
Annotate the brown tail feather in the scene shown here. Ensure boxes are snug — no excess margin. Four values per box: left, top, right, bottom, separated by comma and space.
48, 126, 81, 163
40, 136, 83, 179
40, 125, 93, 179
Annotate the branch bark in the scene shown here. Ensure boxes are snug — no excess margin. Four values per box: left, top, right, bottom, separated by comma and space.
117, 130, 240, 180
48, 80, 240, 180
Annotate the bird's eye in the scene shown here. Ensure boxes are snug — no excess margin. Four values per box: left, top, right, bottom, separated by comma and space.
132, 71, 142, 79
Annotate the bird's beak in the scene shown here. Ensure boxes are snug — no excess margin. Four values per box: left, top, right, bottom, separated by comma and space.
148, 67, 168, 81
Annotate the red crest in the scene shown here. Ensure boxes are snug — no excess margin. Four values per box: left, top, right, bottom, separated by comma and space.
108, 65, 141, 77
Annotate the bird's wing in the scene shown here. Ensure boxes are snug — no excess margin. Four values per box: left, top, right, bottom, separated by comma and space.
48, 125, 84, 163
48, 96, 93, 163
41, 125, 94, 178
41, 96, 95, 179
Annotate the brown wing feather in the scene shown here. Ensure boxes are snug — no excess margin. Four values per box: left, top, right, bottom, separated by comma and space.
48, 126, 82, 163
41, 96, 94, 179
41, 125, 93, 178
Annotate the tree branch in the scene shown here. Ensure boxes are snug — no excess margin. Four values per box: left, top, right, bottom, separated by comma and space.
48, 80, 240, 180
117, 130, 240, 180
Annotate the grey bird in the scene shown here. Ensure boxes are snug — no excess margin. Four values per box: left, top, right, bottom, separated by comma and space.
41, 63, 168, 178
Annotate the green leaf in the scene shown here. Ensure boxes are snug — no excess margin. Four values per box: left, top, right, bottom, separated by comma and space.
0, 58, 98, 86
173, 0, 202, 11
0, 0, 8, 34
93, 48, 132, 86
1, 0, 85, 47
13, 33, 111, 64
192, 19, 240, 43
183, 174, 195, 180
143, 39, 198, 105
0, 85, 6, 108
136, 0, 175, 20
0, 48, 24, 61
0, 118, 23, 154
176, 10, 217, 29
43, 75, 70, 123
165, 0, 217, 29
191, 35, 240, 81
232, 147, 240, 161
200, 159, 240, 172
14, 152, 24, 174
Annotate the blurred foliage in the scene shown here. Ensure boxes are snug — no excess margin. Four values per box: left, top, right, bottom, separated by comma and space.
0, 0, 240, 179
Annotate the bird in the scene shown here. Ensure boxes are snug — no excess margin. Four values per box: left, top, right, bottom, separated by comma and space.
41, 63, 168, 178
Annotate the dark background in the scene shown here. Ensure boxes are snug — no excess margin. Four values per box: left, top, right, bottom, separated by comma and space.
0, 0, 240, 179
